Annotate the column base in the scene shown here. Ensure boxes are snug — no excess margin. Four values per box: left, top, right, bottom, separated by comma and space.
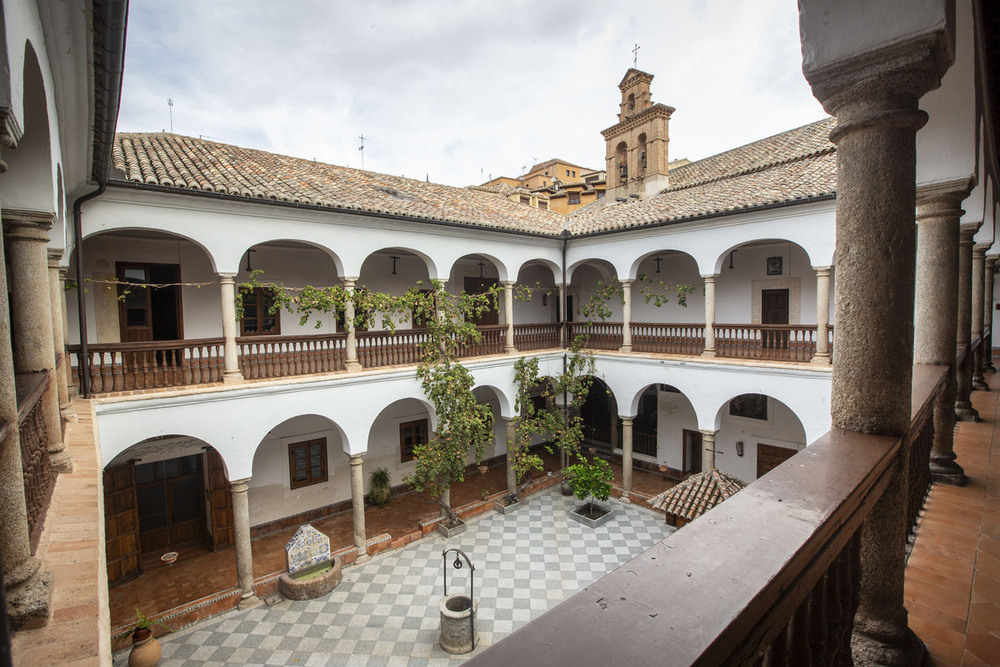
345, 361, 363, 373
504, 346, 518, 354
985, 362, 996, 373
60, 403, 77, 422
701, 350, 716, 359
973, 376, 989, 390
237, 592, 263, 611
955, 403, 980, 422
851, 616, 926, 667
5, 567, 53, 630
619, 345, 632, 353
48, 447, 73, 473
810, 353, 831, 365
930, 457, 967, 486
619, 494, 631, 505
354, 549, 370, 565
222, 371, 245, 384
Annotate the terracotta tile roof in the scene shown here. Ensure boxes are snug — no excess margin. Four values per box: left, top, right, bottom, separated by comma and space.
569, 118, 836, 234
111, 133, 565, 234
647, 469, 747, 523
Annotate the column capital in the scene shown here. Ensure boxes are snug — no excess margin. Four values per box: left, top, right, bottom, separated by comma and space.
986, 256, 998, 270
803, 33, 949, 131
349, 452, 365, 465
3, 209, 54, 242
813, 265, 832, 275
619, 415, 636, 424
699, 428, 717, 438
620, 279, 634, 287
231, 477, 251, 492
217, 273, 237, 283
973, 243, 992, 257
916, 178, 974, 209
701, 274, 718, 282
343, 277, 358, 289
46, 248, 64, 268
959, 223, 980, 243
501, 280, 515, 288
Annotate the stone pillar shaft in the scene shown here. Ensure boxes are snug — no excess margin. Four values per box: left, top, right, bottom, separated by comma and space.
955, 227, 979, 421
700, 430, 716, 471
812, 266, 831, 364
702, 275, 717, 357
231, 478, 259, 608
986, 257, 997, 372
620, 417, 634, 503
558, 283, 567, 347
4, 213, 68, 472
344, 279, 362, 371
47, 251, 70, 419
0, 219, 51, 629
349, 454, 368, 562
620, 280, 633, 352
972, 244, 988, 389
219, 274, 244, 384
503, 281, 516, 353
915, 187, 968, 486
505, 419, 517, 495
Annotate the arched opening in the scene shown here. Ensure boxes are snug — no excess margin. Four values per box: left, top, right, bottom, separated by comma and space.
447, 254, 502, 326
237, 240, 343, 336
103, 435, 230, 585
713, 393, 807, 482
616, 141, 628, 184
249, 414, 350, 528
367, 397, 435, 484
629, 250, 703, 353
567, 259, 622, 349
581, 377, 619, 451
2, 42, 54, 213
638, 132, 647, 172
514, 260, 561, 350
358, 248, 433, 330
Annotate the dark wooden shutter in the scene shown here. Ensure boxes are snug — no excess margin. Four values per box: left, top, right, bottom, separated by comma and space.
104, 464, 142, 584
207, 450, 235, 550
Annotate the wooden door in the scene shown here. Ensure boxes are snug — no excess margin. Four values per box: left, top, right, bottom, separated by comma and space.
757, 443, 798, 478
104, 464, 143, 584
464, 277, 499, 326
683, 429, 703, 475
118, 264, 154, 343
762, 289, 790, 352
135, 454, 207, 554
207, 450, 234, 550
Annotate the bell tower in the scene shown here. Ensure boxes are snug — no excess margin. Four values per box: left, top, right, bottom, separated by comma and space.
601, 68, 675, 199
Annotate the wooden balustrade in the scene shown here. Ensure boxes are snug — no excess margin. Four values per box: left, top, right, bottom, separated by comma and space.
15, 372, 55, 555
567, 322, 623, 350
714, 323, 819, 362
356, 329, 429, 368
632, 430, 657, 457
469, 364, 947, 666
631, 322, 705, 355
513, 323, 561, 351
238, 333, 346, 379
68, 338, 225, 393
456, 325, 507, 358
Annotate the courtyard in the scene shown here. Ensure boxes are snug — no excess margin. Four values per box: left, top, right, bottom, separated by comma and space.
113, 487, 672, 665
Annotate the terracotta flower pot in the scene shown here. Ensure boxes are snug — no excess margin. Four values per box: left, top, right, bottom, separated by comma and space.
129, 627, 162, 667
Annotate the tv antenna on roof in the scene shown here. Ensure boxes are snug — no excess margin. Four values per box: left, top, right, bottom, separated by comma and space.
358, 134, 366, 169
167, 98, 174, 133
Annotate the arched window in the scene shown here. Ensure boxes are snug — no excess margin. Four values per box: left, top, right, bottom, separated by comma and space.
638, 133, 648, 171
616, 142, 628, 183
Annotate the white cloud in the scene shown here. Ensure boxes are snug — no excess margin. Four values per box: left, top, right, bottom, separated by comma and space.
117, 0, 826, 186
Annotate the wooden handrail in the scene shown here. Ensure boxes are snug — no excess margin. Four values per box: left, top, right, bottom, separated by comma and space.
470, 365, 946, 666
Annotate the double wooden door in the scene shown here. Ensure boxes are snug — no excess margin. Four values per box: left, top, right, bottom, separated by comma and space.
134, 454, 206, 555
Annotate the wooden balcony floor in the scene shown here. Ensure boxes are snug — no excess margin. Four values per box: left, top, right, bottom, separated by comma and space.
906, 372, 1000, 666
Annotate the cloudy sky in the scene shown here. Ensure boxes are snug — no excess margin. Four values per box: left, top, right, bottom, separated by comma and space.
117, 1, 827, 188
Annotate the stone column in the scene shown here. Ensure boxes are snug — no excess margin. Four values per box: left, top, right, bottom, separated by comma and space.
803, 30, 948, 665
349, 453, 368, 562
4, 211, 70, 472
503, 280, 517, 353
344, 279, 362, 372
0, 215, 52, 629
218, 274, 244, 384
986, 257, 997, 372
558, 282, 568, 347
231, 478, 260, 609
619, 280, 634, 352
702, 275, 717, 358
955, 225, 979, 421
811, 266, 832, 365
59, 268, 74, 396
700, 429, 717, 471
47, 250, 71, 420
620, 416, 634, 503
915, 184, 970, 486
972, 244, 989, 389
505, 418, 517, 495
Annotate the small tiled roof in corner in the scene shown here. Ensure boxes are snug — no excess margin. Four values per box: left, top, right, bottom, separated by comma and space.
648, 469, 748, 523
112, 133, 565, 235
569, 117, 837, 234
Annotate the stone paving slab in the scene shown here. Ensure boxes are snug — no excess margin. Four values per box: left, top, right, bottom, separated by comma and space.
116, 488, 673, 665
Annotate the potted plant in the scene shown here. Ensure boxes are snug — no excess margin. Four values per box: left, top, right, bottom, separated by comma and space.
128, 608, 171, 667
366, 466, 392, 508
565, 457, 615, 528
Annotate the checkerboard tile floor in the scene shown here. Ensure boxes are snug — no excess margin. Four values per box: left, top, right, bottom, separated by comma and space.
121, 488, 673, 665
